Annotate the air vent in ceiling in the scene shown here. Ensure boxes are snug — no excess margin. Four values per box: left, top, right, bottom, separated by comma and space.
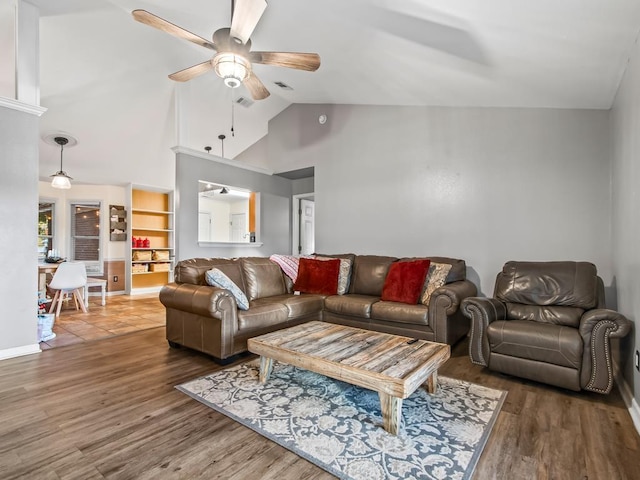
235, 96, 254, 108
274, 81, 293, 90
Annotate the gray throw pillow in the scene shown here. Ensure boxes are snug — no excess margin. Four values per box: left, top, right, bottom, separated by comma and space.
205, 268, 249, 310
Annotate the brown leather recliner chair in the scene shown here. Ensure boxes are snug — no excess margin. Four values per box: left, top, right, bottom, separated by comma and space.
462, 261, 631, 393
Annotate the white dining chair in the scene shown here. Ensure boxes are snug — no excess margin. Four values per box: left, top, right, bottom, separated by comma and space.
48, 262, 88, 316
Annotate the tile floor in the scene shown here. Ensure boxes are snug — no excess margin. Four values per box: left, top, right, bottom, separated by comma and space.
40, 293, 165, 350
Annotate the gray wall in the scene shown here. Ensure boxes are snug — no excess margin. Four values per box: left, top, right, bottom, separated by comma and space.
292, 176, 314, 195
175, 151, 293, 260
0, 103, 40, 356
611, 31, 640, 411
265, 104, 612, 298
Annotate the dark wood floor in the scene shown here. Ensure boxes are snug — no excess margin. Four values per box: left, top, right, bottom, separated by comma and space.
1, 303, 639, 479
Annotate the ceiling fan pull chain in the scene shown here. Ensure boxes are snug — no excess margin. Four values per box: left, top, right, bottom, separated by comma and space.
231, 90, 236, 137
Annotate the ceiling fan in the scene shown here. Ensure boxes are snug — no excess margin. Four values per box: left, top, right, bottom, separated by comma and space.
132, 0, 321, 100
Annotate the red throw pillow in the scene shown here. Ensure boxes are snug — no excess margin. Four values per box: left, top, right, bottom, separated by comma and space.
294, 257, 341, 295
381, 259, 431, 304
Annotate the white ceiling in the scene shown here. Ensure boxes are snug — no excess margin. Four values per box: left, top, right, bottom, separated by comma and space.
9, 0, 640, 184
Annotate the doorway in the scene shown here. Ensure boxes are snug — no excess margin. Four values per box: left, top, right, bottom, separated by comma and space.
292, 193, 315, 255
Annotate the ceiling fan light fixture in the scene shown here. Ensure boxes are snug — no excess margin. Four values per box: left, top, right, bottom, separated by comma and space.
213, 52, 251, 88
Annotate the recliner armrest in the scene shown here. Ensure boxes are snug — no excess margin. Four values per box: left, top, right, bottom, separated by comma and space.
579, 308, 631, 393
462, 297, 507, 366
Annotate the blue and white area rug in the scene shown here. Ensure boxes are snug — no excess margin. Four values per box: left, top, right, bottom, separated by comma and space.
177, 360, 506, 480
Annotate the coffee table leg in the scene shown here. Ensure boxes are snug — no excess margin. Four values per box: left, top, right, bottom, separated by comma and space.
378, 392, 402, 435
427, 371, 438, 394
259, 356, 273, 383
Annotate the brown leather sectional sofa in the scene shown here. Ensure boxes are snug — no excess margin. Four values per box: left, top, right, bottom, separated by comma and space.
159, 254, 477, 363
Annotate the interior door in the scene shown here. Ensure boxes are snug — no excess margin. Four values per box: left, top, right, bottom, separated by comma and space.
231, 213, 247, 242
198, 211, 211, 241
300, 199, 315, 255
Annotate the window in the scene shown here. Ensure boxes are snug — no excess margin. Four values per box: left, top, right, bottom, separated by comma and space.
71, 202, 102, 274
38, 202, 55, 262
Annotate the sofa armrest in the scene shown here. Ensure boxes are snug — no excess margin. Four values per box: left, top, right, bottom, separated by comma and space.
159, 283, 238, 322
579, 309, 631, 394
461, 297, 507, 366
430, 280, 478, 314
428, 280, 477, 344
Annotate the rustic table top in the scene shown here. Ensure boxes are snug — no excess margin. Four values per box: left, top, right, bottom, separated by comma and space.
247, 320, 450, 398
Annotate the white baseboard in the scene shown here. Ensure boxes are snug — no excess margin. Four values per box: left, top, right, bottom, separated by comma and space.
129, 287, 162, 295
0, 343, 41, 361
618, 376, 640, 436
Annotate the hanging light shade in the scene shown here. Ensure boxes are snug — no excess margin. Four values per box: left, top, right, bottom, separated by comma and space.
50, 136, 72, 189
212, 52, 251, 88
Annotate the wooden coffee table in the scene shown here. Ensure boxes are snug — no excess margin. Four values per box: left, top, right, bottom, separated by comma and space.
247, 321, 450, 435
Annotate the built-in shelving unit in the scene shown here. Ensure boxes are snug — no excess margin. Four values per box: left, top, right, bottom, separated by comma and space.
126, 186, 174, 294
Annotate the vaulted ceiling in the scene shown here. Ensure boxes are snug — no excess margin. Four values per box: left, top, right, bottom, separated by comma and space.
5, 0, 640, 185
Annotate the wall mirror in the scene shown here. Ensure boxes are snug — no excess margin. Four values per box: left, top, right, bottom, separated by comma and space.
198, 181, 259, 244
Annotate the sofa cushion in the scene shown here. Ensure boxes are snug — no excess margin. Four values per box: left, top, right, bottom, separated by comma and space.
294, 257, 341, 295
175, 258, 243, 287
324, 294, 379, 318
381, 259, 431, 304
506, 303, 584, 328
371, 301, 429, 325
252, 294, 325, 320
349, 255, 397, 296
314, 253, 356, 264
487, 320, 583, 369
205, 268, 249, 310
237, 302, 289, 332
240, 257, 288, 301
495, 261, 598, 309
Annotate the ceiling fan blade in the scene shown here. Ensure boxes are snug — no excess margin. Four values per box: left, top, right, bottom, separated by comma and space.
244, 73, 270, 100
168, 61, 214, 82
230, 0, 267, 45
132, 9, 216, 51
250, 52, 320, 71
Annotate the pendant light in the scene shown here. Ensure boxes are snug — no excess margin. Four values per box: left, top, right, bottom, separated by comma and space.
50, 136, 72, 189
218, 134, 226, 158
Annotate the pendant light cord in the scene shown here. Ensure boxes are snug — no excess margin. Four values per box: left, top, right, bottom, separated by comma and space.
54, 136, 69, 172
218, 134, 226, 158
